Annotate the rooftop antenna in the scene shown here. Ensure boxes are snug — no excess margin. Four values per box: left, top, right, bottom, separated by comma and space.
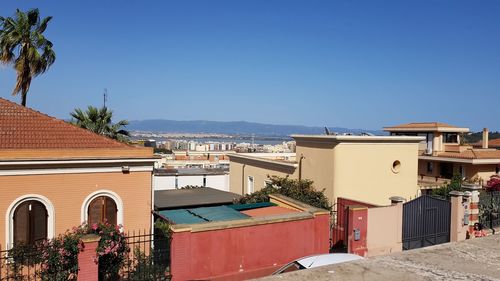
103, 88, 108, 108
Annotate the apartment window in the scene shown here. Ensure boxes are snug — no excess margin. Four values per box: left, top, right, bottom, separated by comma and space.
13, 200, 47, 245
88, 196, 117, 226
247, 176, 254, 194
427, 162, 434, 174
443, 133, 458, 143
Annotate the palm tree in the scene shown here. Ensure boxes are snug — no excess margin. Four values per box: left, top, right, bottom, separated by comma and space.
0, 9, 56, 106
70, 106, 130, 142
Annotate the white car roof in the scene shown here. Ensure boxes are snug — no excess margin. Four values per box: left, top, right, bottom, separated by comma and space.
296, 253, 363, 268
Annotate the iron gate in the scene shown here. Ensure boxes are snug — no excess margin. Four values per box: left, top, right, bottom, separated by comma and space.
402, 195, 451, 250
330, 202, 347, 252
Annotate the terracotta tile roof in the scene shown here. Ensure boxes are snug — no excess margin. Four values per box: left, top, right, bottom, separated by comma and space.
386, 122, 458, 129
473, 139, 500, 148
437, 149, 500, 160
0, 98, 132, 149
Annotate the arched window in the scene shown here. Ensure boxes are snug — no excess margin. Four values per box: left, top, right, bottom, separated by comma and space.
87, 196, 117, 225
13, 200, 48, 245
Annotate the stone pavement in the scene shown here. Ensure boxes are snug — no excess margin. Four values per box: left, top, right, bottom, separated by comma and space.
257, 234, 500, 281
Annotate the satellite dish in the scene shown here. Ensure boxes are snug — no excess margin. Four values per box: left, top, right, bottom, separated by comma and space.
324, 127, 331, 135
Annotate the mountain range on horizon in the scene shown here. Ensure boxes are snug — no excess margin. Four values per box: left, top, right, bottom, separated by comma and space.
127, 119, 383, 136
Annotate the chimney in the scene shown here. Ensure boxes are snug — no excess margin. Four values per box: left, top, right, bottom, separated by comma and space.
482, 128, 489, 149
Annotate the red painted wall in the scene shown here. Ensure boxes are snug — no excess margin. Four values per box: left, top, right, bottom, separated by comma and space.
347, 207, 368, 257
333, 197, 376, 247
170, 214, 330, 281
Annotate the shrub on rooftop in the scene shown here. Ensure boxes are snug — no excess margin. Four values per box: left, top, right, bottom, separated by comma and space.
237, 175, 331, 210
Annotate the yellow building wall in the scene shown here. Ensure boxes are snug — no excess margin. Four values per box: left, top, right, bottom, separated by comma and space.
0, 171, 152, 248
229, 161, 296, 195
295, 141, 336, 203
331, 143, 420, 206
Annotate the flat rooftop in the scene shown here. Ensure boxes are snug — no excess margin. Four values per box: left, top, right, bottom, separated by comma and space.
158, 202, 299, 224
154, 167, 228, 176
154, 187, 241, 210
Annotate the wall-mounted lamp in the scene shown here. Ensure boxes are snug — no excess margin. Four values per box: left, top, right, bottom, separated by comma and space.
122, 166, 130, 173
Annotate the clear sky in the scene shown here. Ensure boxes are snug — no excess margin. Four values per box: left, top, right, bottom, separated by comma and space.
1, 0, 499, 131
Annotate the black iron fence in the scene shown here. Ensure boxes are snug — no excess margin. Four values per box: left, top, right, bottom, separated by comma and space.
479, 191, 500, 229
0, 229, 171, 281
0, 244, 60, 281
120, 230, 171, 281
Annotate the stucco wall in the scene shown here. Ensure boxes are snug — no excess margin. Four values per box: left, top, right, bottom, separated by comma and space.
229, 160, 296, 195
332, 143, 420, 206
295, 141, 336, 202
366, 204, 403, 257
0, 171, 152, 248
170, 214, 329, 281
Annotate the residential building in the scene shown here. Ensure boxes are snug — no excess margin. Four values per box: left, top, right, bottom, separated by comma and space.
229, 135, 423, 206
153, 168, 229, 191
0, 98, 155, 249
384, 123, 500, 188
158, 150, 232, 169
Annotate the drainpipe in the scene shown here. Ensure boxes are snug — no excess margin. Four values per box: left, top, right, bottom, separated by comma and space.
482, 128, 489, 149
298, 154, 305, 180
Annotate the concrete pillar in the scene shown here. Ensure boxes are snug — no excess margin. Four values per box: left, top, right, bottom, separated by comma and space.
482, 128, 489, 149
462, 184, 481, 237
78, 234, 101, 281
449, 191, 468, 242
347, 206, 368, 257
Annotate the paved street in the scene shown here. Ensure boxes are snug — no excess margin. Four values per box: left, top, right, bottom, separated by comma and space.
258, 234, 500, 281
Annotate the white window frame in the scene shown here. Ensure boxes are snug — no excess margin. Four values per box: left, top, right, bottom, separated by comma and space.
81, 190, 124, 228
247, 176, 254, 194
5, 194, 55, 250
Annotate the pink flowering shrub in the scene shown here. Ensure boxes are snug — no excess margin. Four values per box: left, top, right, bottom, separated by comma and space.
77, 221, 128, 281
8, 222, 128, 281
486, 175, 500, 191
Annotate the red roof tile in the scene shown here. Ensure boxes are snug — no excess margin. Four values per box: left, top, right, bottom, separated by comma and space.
437, 149, 500, 160
0, 98, 133, 149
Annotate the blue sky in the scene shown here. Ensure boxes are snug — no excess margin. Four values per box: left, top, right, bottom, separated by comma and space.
1, 1, 499, 131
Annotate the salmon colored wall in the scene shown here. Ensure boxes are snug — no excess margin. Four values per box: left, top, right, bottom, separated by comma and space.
170, 214, 330, 281
366, 204, 403, 257
0, 171, 152, 248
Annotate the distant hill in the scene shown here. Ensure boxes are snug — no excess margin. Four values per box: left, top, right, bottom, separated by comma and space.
463, 131, 500, 144
127, 119, 382, 136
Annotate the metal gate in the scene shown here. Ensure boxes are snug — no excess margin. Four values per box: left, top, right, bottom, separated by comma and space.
402, 195, 451, 250
330, 201, 347, 252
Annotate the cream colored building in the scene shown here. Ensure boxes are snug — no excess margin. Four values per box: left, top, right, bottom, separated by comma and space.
384, 122, 500, 188
229, 135, 424, 206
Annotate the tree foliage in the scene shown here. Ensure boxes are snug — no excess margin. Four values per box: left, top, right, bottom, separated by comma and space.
431, 174, 464, 198
0, 8, 56, 106
70, 105, 130, 142
238, 175, 331, 210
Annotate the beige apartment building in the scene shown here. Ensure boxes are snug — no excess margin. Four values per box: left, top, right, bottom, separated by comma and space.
0, 98, 155, 249
229, 135, 424, 206
384, 122, 500, 188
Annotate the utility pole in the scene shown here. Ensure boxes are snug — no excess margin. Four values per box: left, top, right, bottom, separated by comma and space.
103, 88, 108, 107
